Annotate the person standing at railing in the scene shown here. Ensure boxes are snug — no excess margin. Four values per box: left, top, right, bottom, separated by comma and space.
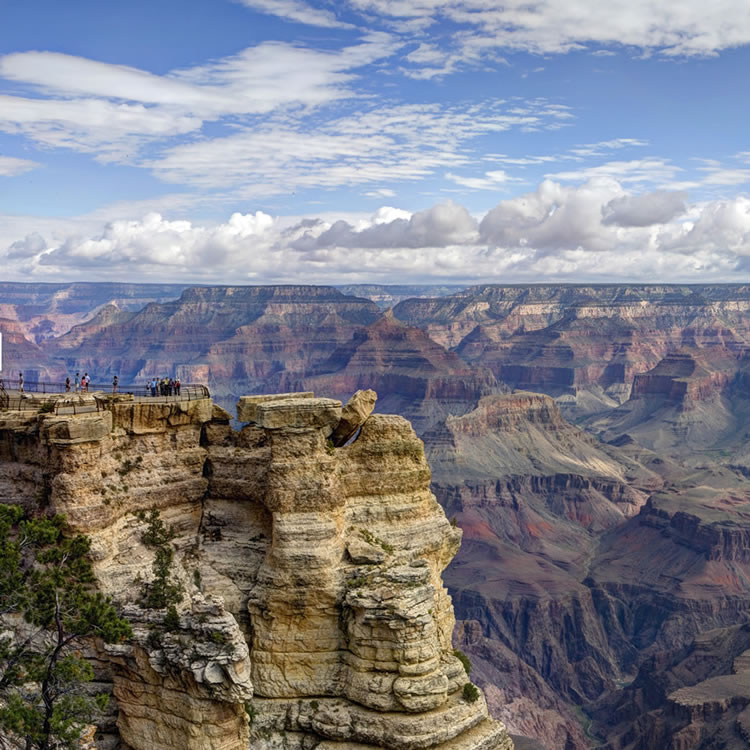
83, 373, 89, 392
175, 378, 181, 396
75, 372, 80, 393
65, 377, 71, 393
18, 372, 23, 394
112, 375, 118, 393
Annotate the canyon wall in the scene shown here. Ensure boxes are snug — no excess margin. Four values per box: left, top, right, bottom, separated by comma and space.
0, 391, 512, 750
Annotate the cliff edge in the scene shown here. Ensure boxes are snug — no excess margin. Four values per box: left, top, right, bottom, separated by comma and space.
0, 390, 513, 750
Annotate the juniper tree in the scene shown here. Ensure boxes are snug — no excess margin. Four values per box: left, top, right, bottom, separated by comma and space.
0, 504, 131, 750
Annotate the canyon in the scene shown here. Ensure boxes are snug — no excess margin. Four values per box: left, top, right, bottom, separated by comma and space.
5, 282, 750, 747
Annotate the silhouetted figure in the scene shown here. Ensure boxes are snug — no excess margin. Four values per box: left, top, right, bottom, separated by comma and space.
18, 372, 23, 394
65, 377, 71, 392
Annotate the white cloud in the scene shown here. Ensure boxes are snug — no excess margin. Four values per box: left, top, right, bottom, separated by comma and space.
291, 200, 478, 249
602, 190, 688, 227
147, 99, 565, 192
0, 94, 201, 161
0, 35, 399, 161
546, 158, 681, 186
0, 154, 39, 176
234, 0, 354, 28
364, 188, 397, 198
6, 180, 750, 285
348, 0, 750, 57
698, 167, 750, 185
445, 169, 519, 190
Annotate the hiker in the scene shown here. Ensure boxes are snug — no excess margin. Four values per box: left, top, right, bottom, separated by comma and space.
65, 377, 71, 393
75, 372, 80, 393
112, 375, 118, 393
18, 372, 23, 394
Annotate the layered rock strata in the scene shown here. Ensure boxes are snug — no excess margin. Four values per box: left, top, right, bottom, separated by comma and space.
0, 390, 512, 750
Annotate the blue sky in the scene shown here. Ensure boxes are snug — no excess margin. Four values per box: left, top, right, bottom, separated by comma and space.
1, 0, 750, 284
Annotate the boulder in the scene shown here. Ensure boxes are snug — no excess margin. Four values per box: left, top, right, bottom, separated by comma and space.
254, 397, 342, 432
331, 389, 377, 446
237, 392, 314, 423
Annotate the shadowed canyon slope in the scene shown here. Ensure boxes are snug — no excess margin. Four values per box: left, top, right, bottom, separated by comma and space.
7, 282, 750, 747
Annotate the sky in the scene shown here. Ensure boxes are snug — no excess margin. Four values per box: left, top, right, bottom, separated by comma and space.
1, 0, 750, 286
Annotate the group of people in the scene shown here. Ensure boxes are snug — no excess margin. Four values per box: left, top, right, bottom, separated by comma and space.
64, 372, 92, 393
149, 377, 181, 397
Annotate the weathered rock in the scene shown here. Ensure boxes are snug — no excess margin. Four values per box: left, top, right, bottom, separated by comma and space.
254, 396, 341, 432
331, 389, 377, 446
237, 391, 314, 422
0, 392, 510, 750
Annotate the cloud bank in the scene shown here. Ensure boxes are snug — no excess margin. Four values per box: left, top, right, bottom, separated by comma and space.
6, 179, 750, 284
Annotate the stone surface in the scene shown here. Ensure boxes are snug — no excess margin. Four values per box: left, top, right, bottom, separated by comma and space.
254, 396, 341, 431
0, 392, 511, 750
331, 389, 377, 446
237, 391, 314, 422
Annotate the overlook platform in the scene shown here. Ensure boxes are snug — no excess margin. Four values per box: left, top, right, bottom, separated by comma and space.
0, 380, 210, 415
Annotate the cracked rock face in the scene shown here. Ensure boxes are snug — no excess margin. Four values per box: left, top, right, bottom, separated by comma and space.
0, 392, 513, 750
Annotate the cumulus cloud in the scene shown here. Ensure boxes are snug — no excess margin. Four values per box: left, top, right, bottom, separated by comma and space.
602, 190, 688, 227
291, 201, 477, 250
7, 232, 48, 259
6, 181, 750, 285
479, 178, 626, 253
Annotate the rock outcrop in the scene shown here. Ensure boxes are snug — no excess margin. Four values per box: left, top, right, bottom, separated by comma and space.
0, 390, 512, 750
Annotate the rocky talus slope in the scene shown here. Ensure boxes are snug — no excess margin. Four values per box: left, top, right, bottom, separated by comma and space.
0, 390, 512, 750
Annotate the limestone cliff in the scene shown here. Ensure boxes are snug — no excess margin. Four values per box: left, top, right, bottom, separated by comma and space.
0, 391, 512, 750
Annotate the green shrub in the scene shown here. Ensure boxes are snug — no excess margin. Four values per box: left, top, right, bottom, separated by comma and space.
453, 649, 472, 675
462, 682, 480, 703
164, 605, 180, 632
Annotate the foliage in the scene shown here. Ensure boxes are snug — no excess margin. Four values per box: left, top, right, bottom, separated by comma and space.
38, 402, 55, 414
138, 508, 183, 609
453, 648, 472, 676
163, 605, 180, 632
0, 504, 131, 750
358, 528, 394, 553
462, 682, 480, 703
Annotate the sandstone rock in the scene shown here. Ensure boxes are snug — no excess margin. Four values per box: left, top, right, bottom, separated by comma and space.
0, 393, 511, 750
346, 537, 386, 565
41, 411, 112, 445
237, 391, 314, 422
331, 389, 377, 446
210, 403, 233, 422
254, 396, 341, 432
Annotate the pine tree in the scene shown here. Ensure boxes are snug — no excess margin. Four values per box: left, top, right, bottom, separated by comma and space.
0, 504, 132, 750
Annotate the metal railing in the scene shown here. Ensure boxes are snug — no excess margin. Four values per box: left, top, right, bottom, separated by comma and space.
0, 379, 210, 415
6, 380, 209, 398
